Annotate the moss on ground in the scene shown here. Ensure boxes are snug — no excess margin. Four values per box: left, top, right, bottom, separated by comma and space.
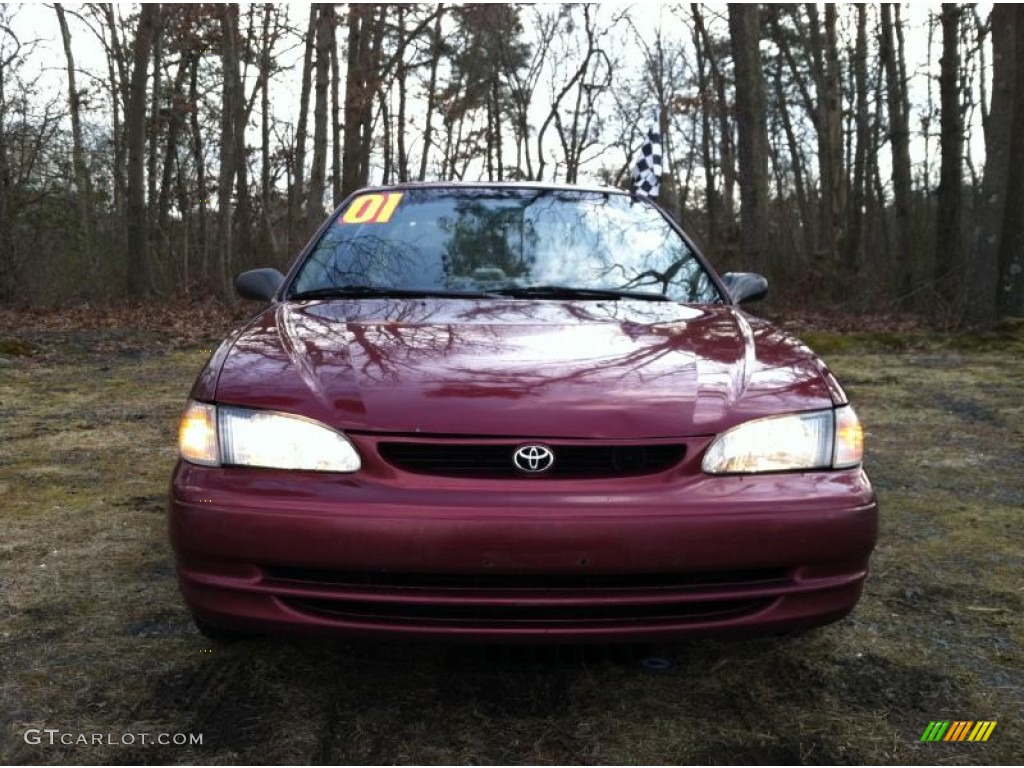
0, 337, 41, 357
0, 321, 1021, 765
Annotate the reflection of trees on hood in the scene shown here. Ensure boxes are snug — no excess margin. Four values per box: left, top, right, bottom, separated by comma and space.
338, 301, 719, 395
233, 296, 755, 405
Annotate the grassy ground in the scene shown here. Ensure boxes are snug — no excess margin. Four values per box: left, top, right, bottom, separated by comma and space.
0, 310, 1021, 765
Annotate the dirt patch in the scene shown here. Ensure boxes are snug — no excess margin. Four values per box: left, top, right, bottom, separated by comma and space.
828, 653, 958, 712
116, 494, 166, 515
691, 735, 864, 766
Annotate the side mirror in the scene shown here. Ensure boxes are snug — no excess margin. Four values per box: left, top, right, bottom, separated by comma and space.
235, 268, 285, 301
721, 272, 768, 304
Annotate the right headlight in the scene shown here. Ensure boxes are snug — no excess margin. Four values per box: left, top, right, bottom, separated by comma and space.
177, 400, 361, 472
702, 405, 863, 474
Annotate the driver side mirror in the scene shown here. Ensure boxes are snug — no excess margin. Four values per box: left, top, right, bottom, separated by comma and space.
721, 272, 768, 304
235, 268, 285, 301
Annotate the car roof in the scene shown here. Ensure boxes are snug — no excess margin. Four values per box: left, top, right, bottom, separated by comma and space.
354, 180, 632, 197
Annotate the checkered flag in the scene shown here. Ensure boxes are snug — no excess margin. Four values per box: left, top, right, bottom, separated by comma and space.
632, 122, 664, 197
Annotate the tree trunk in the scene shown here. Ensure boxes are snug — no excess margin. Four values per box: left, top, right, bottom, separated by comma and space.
418, 7, 444, 181
188, 53, 208, 286
691, 10, 718, 248
881, 3, 914, 302
772, 56, 814, 261
966, 8, 1011, 327
357, 9, 387, 183
125, 3, 157, 295
935, 4, 964, 312
218, 4, 242, 298
822, 5, 844, 261
845, 4, 869, 274
693, 5, 736, 237
330, 12, 342, 206
259, 4, 280, 262
307, 4, 332, 225
289, 7, 316, 247
491, 78, 504, 181
103, 4, 128, 215
997, 6, 1024, 318
394, 5, 409, 183
173, 58, 192, 293
157, 54, 189, 246
342, 4, 373, 196
380, 89, 392, 184
803, 4, 843, 261
54, 3, 95, 273
147, 6, 162, 241
0, 31, 12, 300
728, 3, 770, 266
231, 21, 253, 279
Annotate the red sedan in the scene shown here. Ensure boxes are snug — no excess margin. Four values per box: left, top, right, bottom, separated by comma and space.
170, 183, 877, 642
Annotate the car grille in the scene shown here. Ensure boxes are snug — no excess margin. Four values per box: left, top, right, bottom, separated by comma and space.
265, 567, 789, 629
265, 566, 788, 591
284, 597, 770, 624
377, 441, 686, 479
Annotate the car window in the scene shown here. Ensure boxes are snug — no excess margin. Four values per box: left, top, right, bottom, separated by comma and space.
290, 188, 722, 303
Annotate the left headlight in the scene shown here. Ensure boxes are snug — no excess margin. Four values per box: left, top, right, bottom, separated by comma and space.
177, 401, 361, 472
702, 405, 863, 474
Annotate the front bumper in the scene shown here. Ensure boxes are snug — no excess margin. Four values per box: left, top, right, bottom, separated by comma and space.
169, 461, 878, 642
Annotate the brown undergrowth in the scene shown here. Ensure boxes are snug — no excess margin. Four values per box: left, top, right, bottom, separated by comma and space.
0, 307, 1021, 765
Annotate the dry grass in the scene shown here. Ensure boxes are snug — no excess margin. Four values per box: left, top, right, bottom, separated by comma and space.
0, 315, 1021, 765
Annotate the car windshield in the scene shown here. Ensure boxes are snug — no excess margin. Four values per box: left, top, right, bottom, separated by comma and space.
289, 187, 722, 303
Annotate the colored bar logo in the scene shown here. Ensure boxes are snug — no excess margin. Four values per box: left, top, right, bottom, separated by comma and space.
920, 721, 996, 742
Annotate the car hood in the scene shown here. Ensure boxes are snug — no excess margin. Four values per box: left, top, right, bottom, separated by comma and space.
201, 299, 842, 438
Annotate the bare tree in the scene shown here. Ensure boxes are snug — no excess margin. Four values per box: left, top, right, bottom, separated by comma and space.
845, 4, 869, 274
100, 4, 129, 215
728, 3, 771, 267
417, 6, 445, 181
307, 4, 333, 225
147, 6, 163, 229
692, 5, 736, 241
880, 3, 914, 302
289, 7, 316, 248
935, 3, 964, 311
807, 3, 844, 261
997, 5, 1024, 318
330, 8, 341, 204
218, 3, 244, 297
187, 44, 208, 284
54, 4, 95, 271
125, 3, 158, 294
259, 3, 281, 261
342, 4, 373, 196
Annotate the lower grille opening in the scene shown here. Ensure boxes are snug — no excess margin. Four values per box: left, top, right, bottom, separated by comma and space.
264, 566, 790, 592
283, 596, 772, 626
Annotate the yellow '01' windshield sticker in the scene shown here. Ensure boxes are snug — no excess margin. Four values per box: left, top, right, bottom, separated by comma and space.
340, 192, 403, 225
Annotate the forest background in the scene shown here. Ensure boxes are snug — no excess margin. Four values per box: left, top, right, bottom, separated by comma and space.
1, 3, 1022, 330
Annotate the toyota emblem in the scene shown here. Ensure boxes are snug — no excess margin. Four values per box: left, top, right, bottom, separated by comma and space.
513, 444, 555, 474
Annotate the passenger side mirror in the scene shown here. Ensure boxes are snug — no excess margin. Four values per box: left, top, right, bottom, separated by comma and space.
235, 268, 285, 301
721, 272, 768, 304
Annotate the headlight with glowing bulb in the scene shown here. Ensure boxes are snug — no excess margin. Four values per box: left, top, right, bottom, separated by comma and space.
177, 401, 361, 472
702, 405, 863, 474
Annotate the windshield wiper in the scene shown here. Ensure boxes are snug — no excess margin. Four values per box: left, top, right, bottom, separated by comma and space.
491, 285, 671, 302
289, 285, 498, 301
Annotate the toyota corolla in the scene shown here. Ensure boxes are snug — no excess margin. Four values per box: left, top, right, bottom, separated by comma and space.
170, 182, 878, 642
